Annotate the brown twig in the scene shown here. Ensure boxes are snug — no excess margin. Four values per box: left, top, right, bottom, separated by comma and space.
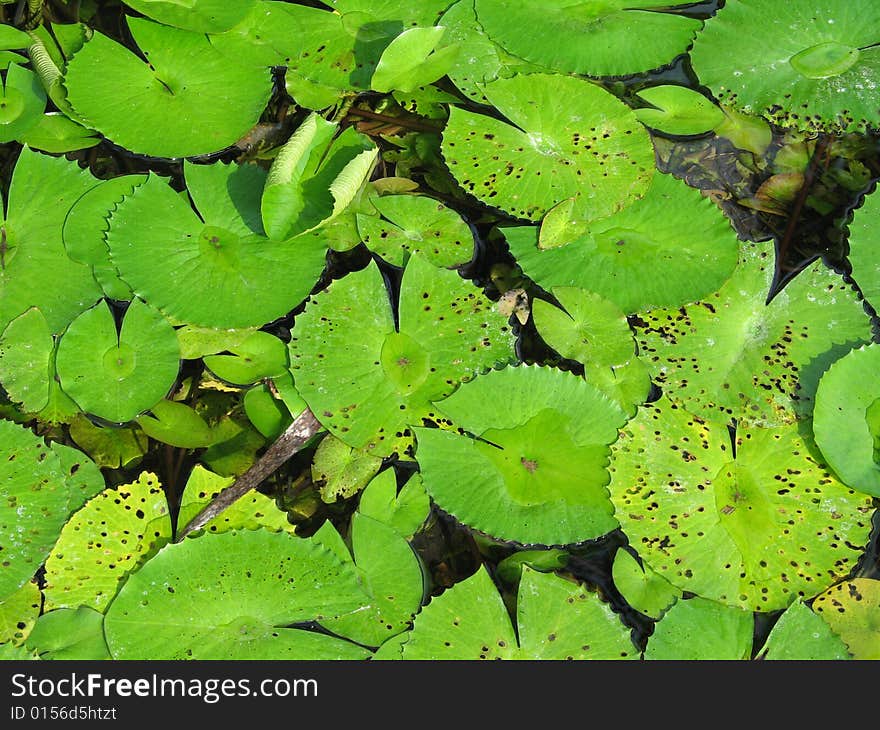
174, 408, 323, 541
344, 107, 442, 134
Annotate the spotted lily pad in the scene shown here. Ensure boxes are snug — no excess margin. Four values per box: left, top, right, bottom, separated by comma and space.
0, 147, 102, 335
0, 579, 40, 645
633, 242, 873, 426
441, 72, 654, 222
355, 194, 475, 268
104, 528, 372, 659
611, 548, 681, 620
644, 596, 753, 660
473, 0, 702, 77
0, 63, 46, 143
415, 365, 629, 546
532, 287, 651, 415
56, 299, 180, 424
358, 470, 431, 539
0, 419, 100, 601
689, 0, 880, 134
813, 344, 880, 498
503, 171, 741, 314
106, 162, 328, 328
316, 512, 425, 648
63, 17, 273, 158
757, 598, 851, 660
399, 565, 637, 659
811, 578, 880, 659
846, 187, 880, 310
289, 254, 516, 458
123, 0, 257, 33
609, 396, 875, 612
311, 434, 383, 503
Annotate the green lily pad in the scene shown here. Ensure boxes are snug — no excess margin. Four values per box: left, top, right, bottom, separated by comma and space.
63, 17, 273, 158
123, 0, 257, 33
24, 606, 110, 660
175, 325, 259, 361
0, 307, 54, 413
634, 241, 873, 426
813, 344, 880, 498
0, 419, 94, 601
289, 253, 516, 458
0, 642, 38, 660
328, 0, 450, 24
474, 0, 702, 77
644, 596, 753, 660
0, 146, 102, 335
52, 439, 107, 515
441, 72, 655, 222
42, 472, 171, 612
56, 298, 180, 424
0, 25, 32, 51
104, 528, 372, 659
847, 187, 880, 310
689, 0, 880, 134
358, 469, 431, 539
68, 414, 148, 469
415, 365, 629, 546
136, 399, 214, 449
243, 383, 292, 440
355, 193, 475, 268
757, 598, 851, 660
495, 549, 569, 584
371, 26, 459, 93
311, 434, 383, 503
400, 565, 637, 659
811, 578, 880, 659
203, 330, 288, 386
608, 396, 875, 612
317, 512, 425, 648
634, 84, 726, 136
62, 174, 148, 301
18, 111, 101, 154
106, 163, 328, 328
0, 579, 40, 645
0, 62, 46, 142
532, 287, 651, 415
504, 171, 741, 314
611, 548, 681, 620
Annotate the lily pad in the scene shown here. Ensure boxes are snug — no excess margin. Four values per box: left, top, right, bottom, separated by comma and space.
757, 598, 851, 660
202, 330, 289, 386
0, 307, 54, 413
24, 606, 110, 660
122, 0, 257, 33
63, 17, 273, 158
358, 469, 431, 539
399, 565, 637, 659
42, 472, 171, 612
106, 163, 328, 328
0, 62, 46, 142
846, 186, 880, 310
356, 194, 475, 268
18, 112, 101, 154
0, 146, 102, 335
243, 384, 293, 440
608, 395, 875, 612
104, 528, 372, 659
68, 414, 148, 469
811, 578, 880, 659
56, 298, 180, 424
289, 253, 516, 458
503, 171, 741, 314
136, 399, 214, 449
311, 434, 384, 503
644, 596, 753, 660
812, 344, 880, 498
317, 512, 425, 648
415, 365, 629, 546
0, 579, 40, 645
634, 84, 726, 136
371, 26, 459, 94
62, 173, 148, 301
633, 242, 873, 426
611, 548, 681, 620
0, 419, 93, 601
532, 287, 651, 415
689, 0, 880, 134
441, 72, 655, 222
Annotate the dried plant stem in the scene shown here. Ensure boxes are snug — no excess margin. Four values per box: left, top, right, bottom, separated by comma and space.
174, 408, 322, 541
